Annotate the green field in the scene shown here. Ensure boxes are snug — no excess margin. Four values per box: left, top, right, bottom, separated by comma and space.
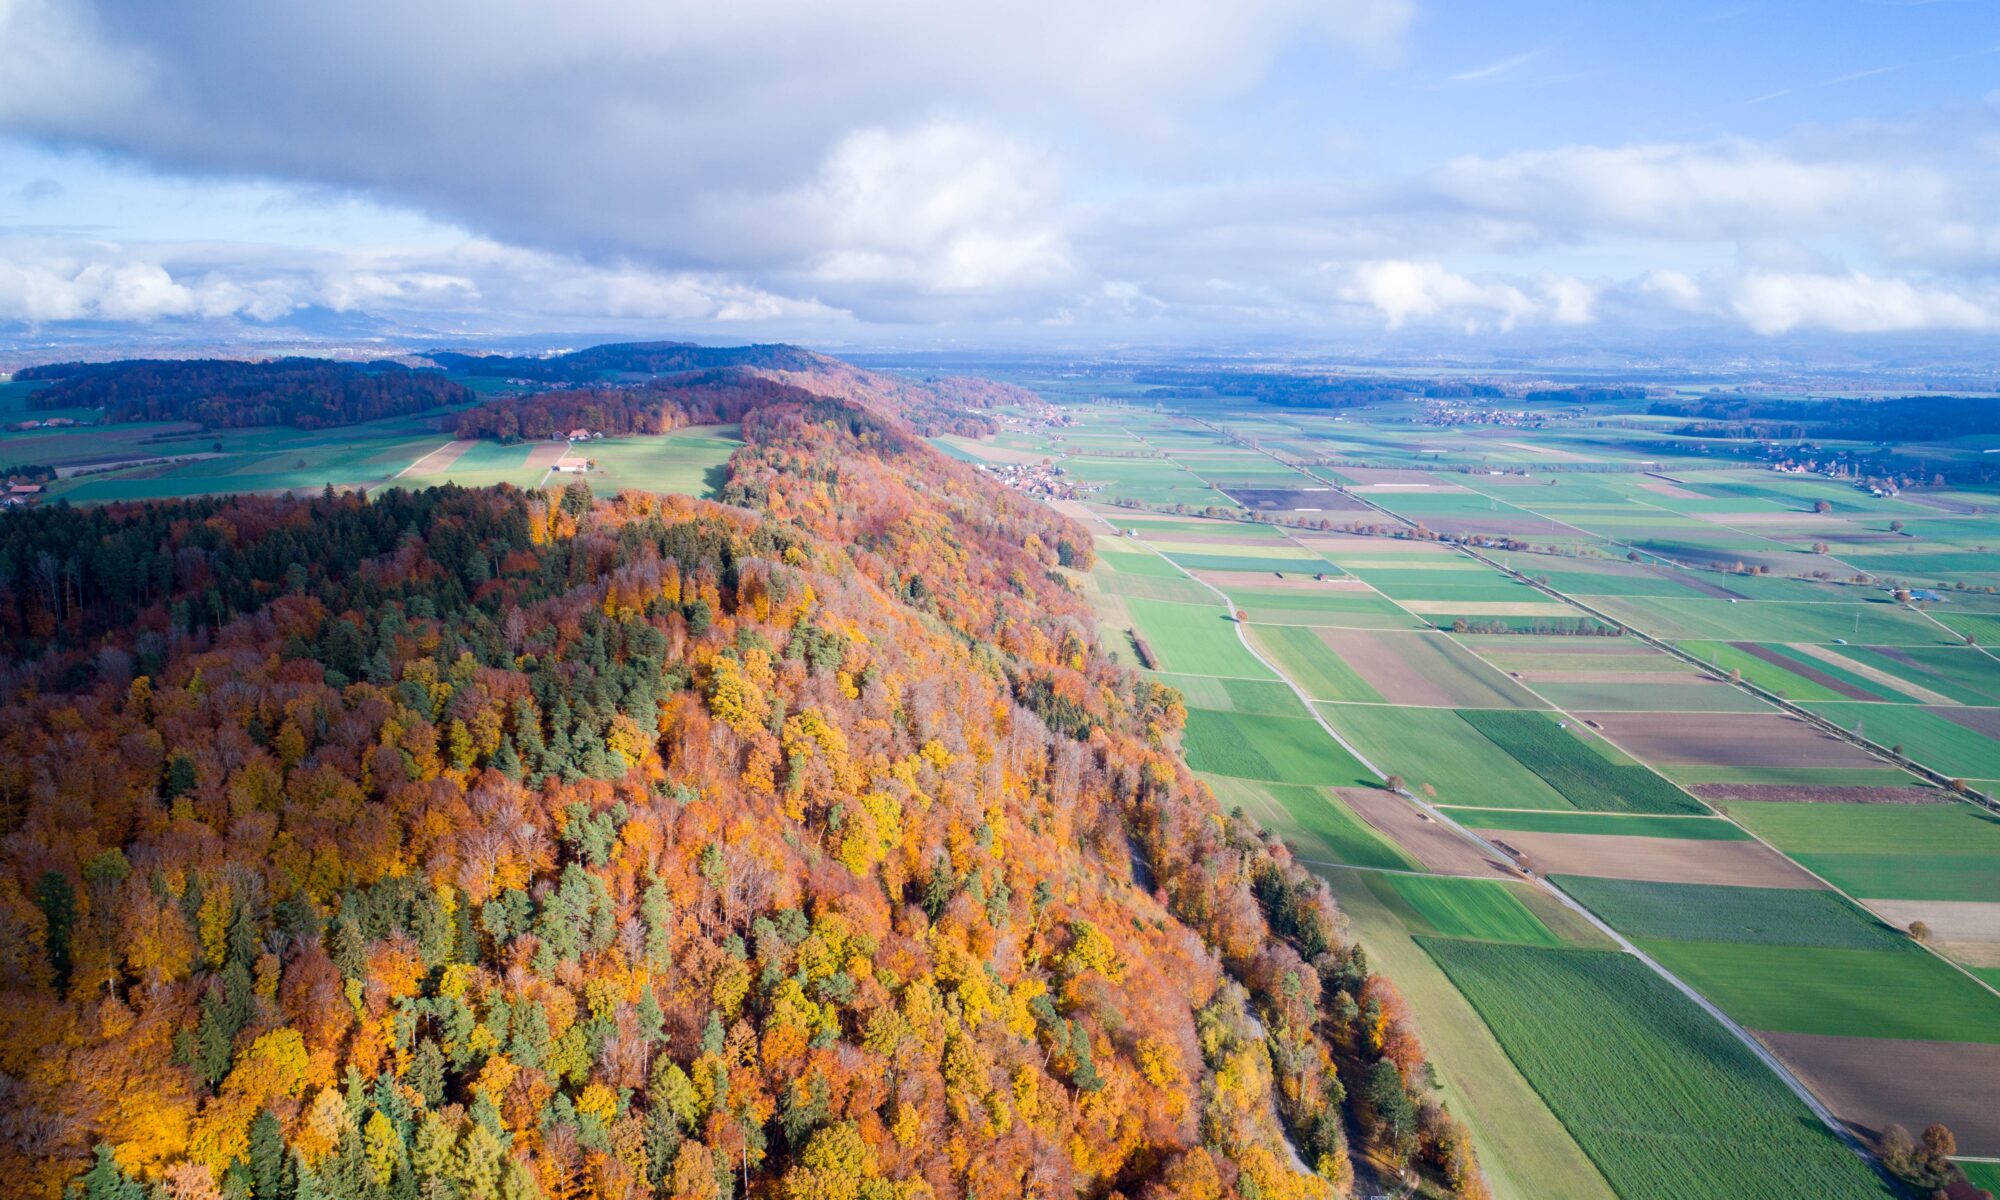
1527, 679, 1769, 713
1318, 704, 1573, 809
1149, 673, 1305, 716
1165, 551, 1341, 574
1591, 596, 1951, 645
1806, 703, 2000, 779
1460, 709, 1709, 814
1447, 809, 1750, 839
1181, 707, 1373, 786
667, 429, 768, 487
1380, 874, 1565, 947
1321, 871, 1619, 1200
1122, 596, 1276, 678
1678, 641, 1903, 703
1840, 644, 2000, 706
1236, 590, 1427, 627
1719, 801, 2000, 902
1420, 939, 1893, 1200
1203, 776, 1419, 871
1247, 624, 1383, 701
1553, 878, 1906, 949
1639, 939, 2000, 1043
1093, 541, 1191, 579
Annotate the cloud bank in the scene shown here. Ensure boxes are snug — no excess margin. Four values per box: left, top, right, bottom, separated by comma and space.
0, 0, 1995, 343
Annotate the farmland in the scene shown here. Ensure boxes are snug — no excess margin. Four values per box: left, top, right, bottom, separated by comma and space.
1014, 389, 2000, 1195
1459, 709, 1709, 813
1180, 707, 1373, 785
1318, 704, 1574, 809
1377, 874, 1567, 947
1718, 800, 2000, 902
1552, 877, 1907, 949
1201, 776, 1419, 871
1421, 939, 1893, 1200
1638, 940, 2000, 1043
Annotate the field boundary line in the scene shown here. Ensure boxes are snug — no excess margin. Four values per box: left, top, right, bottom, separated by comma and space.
536, 442, 571, 490
393, 438, 458, 480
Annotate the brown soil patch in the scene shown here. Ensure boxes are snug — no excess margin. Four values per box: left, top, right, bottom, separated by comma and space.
402, 439, 477, 476
1492, 829, 1822, 886
1856, 899, 2000, 943
525, 442, 570, 469
1692, 783, 1949, 804
1757, 1032, 2000, 1155
1577, 711, 1886, 768
1938, 706, 2000, 739
1319, 629, 1527, 708
1637, 479, 1704, 500
1940, 941, 2000, 968
1731, 643, 1877, 701
1649, 565, 1747, 599
1338, 789, 1517, 878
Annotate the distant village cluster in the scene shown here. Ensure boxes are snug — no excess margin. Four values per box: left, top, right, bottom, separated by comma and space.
979, 459, 1099, 500
1418, 399, 1551, 428
1761, 446, 1940, 497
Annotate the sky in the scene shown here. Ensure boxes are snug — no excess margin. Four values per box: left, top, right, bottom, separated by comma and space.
0, 0, 1996, 353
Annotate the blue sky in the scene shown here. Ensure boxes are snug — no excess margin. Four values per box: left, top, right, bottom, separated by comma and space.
0, 0, 1994, 350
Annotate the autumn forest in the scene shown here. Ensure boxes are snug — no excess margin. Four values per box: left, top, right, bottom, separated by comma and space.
0, 371, 1485, 1200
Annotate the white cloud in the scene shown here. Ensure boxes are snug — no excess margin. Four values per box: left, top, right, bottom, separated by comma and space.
1727, 271, 1995, 335
791, 122, 1073, 300
1639, 268, 1706, 312
1437, 140, 1950, 241
1342, 260, 1588, 331
0, 236, 849, 328
0, 0, 1409, 322
0, 1, 1995, 345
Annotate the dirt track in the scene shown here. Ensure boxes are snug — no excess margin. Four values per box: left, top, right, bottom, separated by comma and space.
1338, 788, 1517, 878
401, 439, 476, 476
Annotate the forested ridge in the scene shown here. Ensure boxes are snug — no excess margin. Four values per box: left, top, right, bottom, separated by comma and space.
0, 380, 1485, 1200
16, 360, 472, 431
442, 344, 1008, 440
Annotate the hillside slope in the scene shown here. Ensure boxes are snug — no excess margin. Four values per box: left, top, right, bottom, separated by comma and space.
0, 381, 1484, 1199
